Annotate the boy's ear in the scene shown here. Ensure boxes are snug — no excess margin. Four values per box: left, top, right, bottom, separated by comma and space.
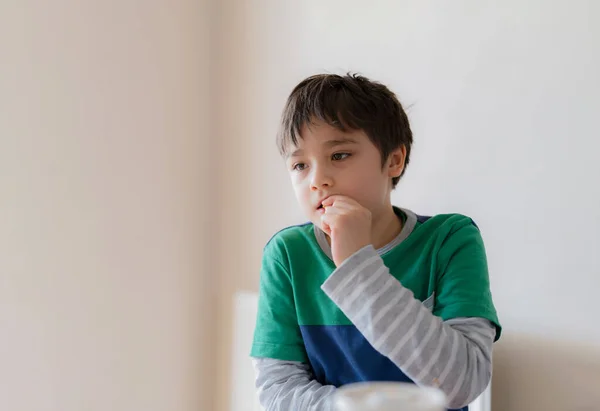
387, 146, 406, 178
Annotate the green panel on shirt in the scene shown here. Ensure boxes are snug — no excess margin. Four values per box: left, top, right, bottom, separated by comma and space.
251, 210, 501, 362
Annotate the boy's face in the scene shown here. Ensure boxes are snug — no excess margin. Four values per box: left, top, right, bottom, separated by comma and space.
285, 120, 405, 230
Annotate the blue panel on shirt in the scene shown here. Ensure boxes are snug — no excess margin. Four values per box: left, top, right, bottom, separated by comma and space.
300, 324, 468, 411
417, 214, 432, 223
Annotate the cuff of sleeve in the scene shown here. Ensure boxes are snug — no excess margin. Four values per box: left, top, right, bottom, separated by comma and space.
321, 244, 381, 300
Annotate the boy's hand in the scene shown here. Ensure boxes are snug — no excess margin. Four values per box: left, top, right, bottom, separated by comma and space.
321, 195, 372, 267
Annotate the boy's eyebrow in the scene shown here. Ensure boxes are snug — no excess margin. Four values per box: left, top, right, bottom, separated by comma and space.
287, 137, 358, 158
288, 148, 304, 158
323, 137, 359, 148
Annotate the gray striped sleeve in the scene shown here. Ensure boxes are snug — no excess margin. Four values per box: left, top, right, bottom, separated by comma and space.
252, 358, 335, 411
321, 245, 496, 409
251, 318, 492, 410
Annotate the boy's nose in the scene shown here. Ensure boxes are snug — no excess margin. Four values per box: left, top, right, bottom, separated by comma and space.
310, 168, 333, 190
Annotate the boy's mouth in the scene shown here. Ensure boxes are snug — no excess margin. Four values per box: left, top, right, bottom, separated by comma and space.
316, 196, 331, 211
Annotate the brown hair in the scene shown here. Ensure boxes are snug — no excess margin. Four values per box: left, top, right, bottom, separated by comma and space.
277, 73, 413, 188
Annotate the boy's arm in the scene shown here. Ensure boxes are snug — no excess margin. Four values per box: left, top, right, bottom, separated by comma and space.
252, 358, 335, 411
251, 235, 336, 410
321, 224, 499, 409
252, 318, 491, 411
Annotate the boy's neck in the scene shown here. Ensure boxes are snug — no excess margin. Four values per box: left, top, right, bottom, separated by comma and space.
371, 204, 403, 250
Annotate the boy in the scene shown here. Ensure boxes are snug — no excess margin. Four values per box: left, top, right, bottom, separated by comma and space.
250, 73, 501, 411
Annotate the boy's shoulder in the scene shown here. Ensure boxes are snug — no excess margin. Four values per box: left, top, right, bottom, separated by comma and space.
263, 212, 480, 245
265, 221, 315, 246
262, 222, 317, 262
402, 210, 484, 254
260, 211, 482, 264
414, 211, 480, 232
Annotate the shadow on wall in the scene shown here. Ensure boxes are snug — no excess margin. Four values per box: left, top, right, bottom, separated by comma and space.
492, 333, 600, 411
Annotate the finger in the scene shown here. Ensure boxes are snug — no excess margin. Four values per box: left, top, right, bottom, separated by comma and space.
322, 195, 360, 209
322, 206, 350, 219
323, 205, 344, 214
320, 219, 332, 236
321, 212, 340, 229
321, 195, 347, 207
326, 201, 355, 211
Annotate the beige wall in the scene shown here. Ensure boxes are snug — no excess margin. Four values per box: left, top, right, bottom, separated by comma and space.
0, 1, 214, 410
213, 1, 600, 411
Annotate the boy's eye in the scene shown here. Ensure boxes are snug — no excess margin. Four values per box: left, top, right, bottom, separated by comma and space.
293, 163, 307, 171
332, 152, 351, 161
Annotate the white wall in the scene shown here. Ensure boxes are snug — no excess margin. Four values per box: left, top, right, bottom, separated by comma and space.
0, 1, 214, 410
214, 1, 600, 410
